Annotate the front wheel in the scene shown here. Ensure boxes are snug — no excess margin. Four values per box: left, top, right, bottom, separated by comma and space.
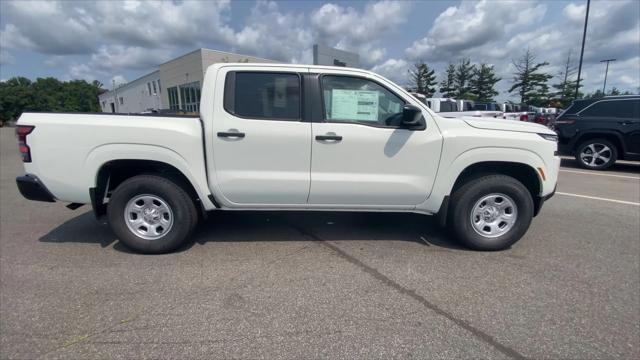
107, 175, 198, 254
449, 175, 534, 251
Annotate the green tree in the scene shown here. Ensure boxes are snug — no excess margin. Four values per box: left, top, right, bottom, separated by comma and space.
408, 62, 437, 97
469, 63, 501, 102
439, 63, 456, 98
584, 90, 605, 99
453, 58, 475, 99
608, 87, 621, 95
0, 77, 105, 122
0, 77, 34, 121
509, 48, 553, 106
551, 51, 582, 107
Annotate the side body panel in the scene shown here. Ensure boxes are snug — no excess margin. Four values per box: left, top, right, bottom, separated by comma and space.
18, 113, 215, 209
307, 68, 443, 206
202, 65, 312, 205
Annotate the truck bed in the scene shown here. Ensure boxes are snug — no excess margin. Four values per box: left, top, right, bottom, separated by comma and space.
18, 112, 209, 205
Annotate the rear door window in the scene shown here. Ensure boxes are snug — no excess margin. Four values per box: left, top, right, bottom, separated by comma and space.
580, 100, 639, 118
225, 72, 301, 120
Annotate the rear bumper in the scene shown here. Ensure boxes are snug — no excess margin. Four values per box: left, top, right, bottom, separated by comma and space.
16, 174, 55, 202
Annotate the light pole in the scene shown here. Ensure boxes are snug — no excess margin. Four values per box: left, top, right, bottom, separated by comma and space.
600, 58, 616, 94
575, 0, 590, 100
112, 79, 118, 113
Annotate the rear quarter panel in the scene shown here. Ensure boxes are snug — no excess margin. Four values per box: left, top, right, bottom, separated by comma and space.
17, 113, 213, 208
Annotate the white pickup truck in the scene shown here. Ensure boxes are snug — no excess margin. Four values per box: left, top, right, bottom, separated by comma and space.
16, 63, 559, 254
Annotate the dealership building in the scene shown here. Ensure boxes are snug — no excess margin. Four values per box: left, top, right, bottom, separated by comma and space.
99, 46, 360, 114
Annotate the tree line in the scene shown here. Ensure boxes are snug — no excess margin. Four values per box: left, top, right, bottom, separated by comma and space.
407, 48, 633, 109
0, 77, 106, 122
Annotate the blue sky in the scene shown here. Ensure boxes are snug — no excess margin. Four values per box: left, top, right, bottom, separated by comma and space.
1, 0, 638, 101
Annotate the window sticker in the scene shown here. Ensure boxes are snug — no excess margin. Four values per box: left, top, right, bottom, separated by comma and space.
273, 77, 287, 108
330, 89, 379, 122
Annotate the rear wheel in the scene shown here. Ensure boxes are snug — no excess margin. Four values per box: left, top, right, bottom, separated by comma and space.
107, 175, 198, 254
449, 174, 533, 251
575, 138, 617, 170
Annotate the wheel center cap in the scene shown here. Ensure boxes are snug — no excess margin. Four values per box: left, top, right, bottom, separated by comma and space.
483, 206, 499, 222
143, 208, 160, 223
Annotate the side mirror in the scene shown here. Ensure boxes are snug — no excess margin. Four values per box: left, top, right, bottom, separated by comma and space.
401, 104, 426, 130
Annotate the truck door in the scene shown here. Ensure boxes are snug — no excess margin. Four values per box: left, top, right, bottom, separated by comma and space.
210, 67, 311, 205
308, 73, 443, 206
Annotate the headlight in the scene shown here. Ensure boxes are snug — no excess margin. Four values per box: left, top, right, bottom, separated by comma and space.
538, 133, 558, 142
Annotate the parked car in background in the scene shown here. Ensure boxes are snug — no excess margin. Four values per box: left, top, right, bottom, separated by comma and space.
409, 95, 502, 119
457, 99, 475, 111
16, 63, 560, 253
473, 102, 501, 111
425, 97, 459, 112
554, 95, 640, 170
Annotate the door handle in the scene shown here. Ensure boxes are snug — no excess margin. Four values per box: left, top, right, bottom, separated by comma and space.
315, 134, 342, 141
619, 121, 638, 125
217, 131, 245, 138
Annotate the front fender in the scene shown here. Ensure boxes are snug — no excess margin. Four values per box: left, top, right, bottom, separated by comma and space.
418, 147, 549, 213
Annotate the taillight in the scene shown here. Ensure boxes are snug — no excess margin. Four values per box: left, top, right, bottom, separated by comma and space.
16, 125, 35, 162
519, 114, 528, 121
535, 115, 545, 124
554, 119, 576, 125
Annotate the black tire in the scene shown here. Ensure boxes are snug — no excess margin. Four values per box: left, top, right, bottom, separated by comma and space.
575, 138, 617, 170
107, 175, 198, 254
448, 174, 534, 251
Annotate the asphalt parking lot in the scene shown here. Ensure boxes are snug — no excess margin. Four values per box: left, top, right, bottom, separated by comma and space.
1, 127, 639, 359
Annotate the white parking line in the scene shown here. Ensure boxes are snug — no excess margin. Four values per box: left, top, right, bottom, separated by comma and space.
559, 169, 640, 180
556, 192, 640, 206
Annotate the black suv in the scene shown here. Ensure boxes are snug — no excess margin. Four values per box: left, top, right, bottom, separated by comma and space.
555, 96, 640, 170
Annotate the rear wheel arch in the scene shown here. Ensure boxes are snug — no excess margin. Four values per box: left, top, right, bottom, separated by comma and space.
93, 160, 203, 218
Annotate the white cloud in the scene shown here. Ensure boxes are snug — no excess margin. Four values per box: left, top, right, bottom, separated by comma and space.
400, 0, 639, 98
1, 0, 409, 78
111, 75, 128, 87
231, 1, 313, 63
406, 0, 546, 62
0, 48, 14, 65
311, 1, 410, 65
1, 0, 637, 97
370, 58, 409, 85
89, 46, 173, 72
0, 0, 236, 55
563, 3, 585, 23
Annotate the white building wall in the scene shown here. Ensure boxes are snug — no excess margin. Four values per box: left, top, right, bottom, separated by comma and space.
158, 49, 276, 110
313, 44, 360, 68
98, 71, 162, 113
158, 50, 204, 110
98, 48, 278, 114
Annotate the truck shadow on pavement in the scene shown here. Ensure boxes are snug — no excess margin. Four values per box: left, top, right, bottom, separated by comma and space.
191, 211, 467, 251
38, 211, 117, 248
39, 210, 469, 253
